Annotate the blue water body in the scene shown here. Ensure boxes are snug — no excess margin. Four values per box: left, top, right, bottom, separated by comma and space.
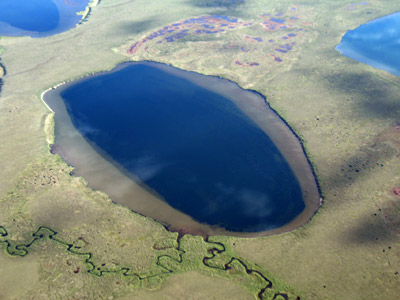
60, 63, 305, 232
336, 12, 400, 77
0, 0, 89, 38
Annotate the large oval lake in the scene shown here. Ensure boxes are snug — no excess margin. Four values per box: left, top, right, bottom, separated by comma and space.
0, 0, 90, 38
44, 62, 320, 237
336, 11, 400, 77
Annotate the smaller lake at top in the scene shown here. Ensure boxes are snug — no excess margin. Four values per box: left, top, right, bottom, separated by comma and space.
336, 12, 400, 77
0, 0, 89, 38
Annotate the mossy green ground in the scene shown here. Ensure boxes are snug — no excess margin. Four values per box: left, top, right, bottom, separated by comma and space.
0, 0, 399, 299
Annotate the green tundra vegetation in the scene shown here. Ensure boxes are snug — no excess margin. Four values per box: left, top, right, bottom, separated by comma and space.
0, 0, 399, 299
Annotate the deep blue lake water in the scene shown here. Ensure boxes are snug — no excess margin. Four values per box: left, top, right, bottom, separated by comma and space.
336, 12, 400, 77
0, 0, 89, 37
59, 63, 305, 232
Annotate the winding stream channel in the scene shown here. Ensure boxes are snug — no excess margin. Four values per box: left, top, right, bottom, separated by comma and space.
0, 225, 301, 299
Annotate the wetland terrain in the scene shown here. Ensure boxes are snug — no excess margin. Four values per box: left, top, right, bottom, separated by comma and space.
0, 0, 399, 299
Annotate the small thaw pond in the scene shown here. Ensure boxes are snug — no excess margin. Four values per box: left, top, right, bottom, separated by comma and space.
336, 11, 400, 77
0, 0, 89, 38
44, 62, 320, 237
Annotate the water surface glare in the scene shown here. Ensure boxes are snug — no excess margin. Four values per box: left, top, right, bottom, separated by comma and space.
44, 62, 320, 237
0, 0, 89, 37
336, 12, 400, 77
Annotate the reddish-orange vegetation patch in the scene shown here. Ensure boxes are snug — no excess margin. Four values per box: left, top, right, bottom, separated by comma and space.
269, 54, 283, 63
392, 187, 400, 197
234, 60, 260, 67
127, 15, 252, 55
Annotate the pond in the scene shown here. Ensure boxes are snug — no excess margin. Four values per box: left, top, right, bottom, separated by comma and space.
0, 0, 90, 38
336, 12, 400, 77
43, 62, 320, 237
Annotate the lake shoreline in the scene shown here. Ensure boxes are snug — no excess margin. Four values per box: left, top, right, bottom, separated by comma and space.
0, 0, 97, 38
336, 11, 400, 78
42, 60, 321, 238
